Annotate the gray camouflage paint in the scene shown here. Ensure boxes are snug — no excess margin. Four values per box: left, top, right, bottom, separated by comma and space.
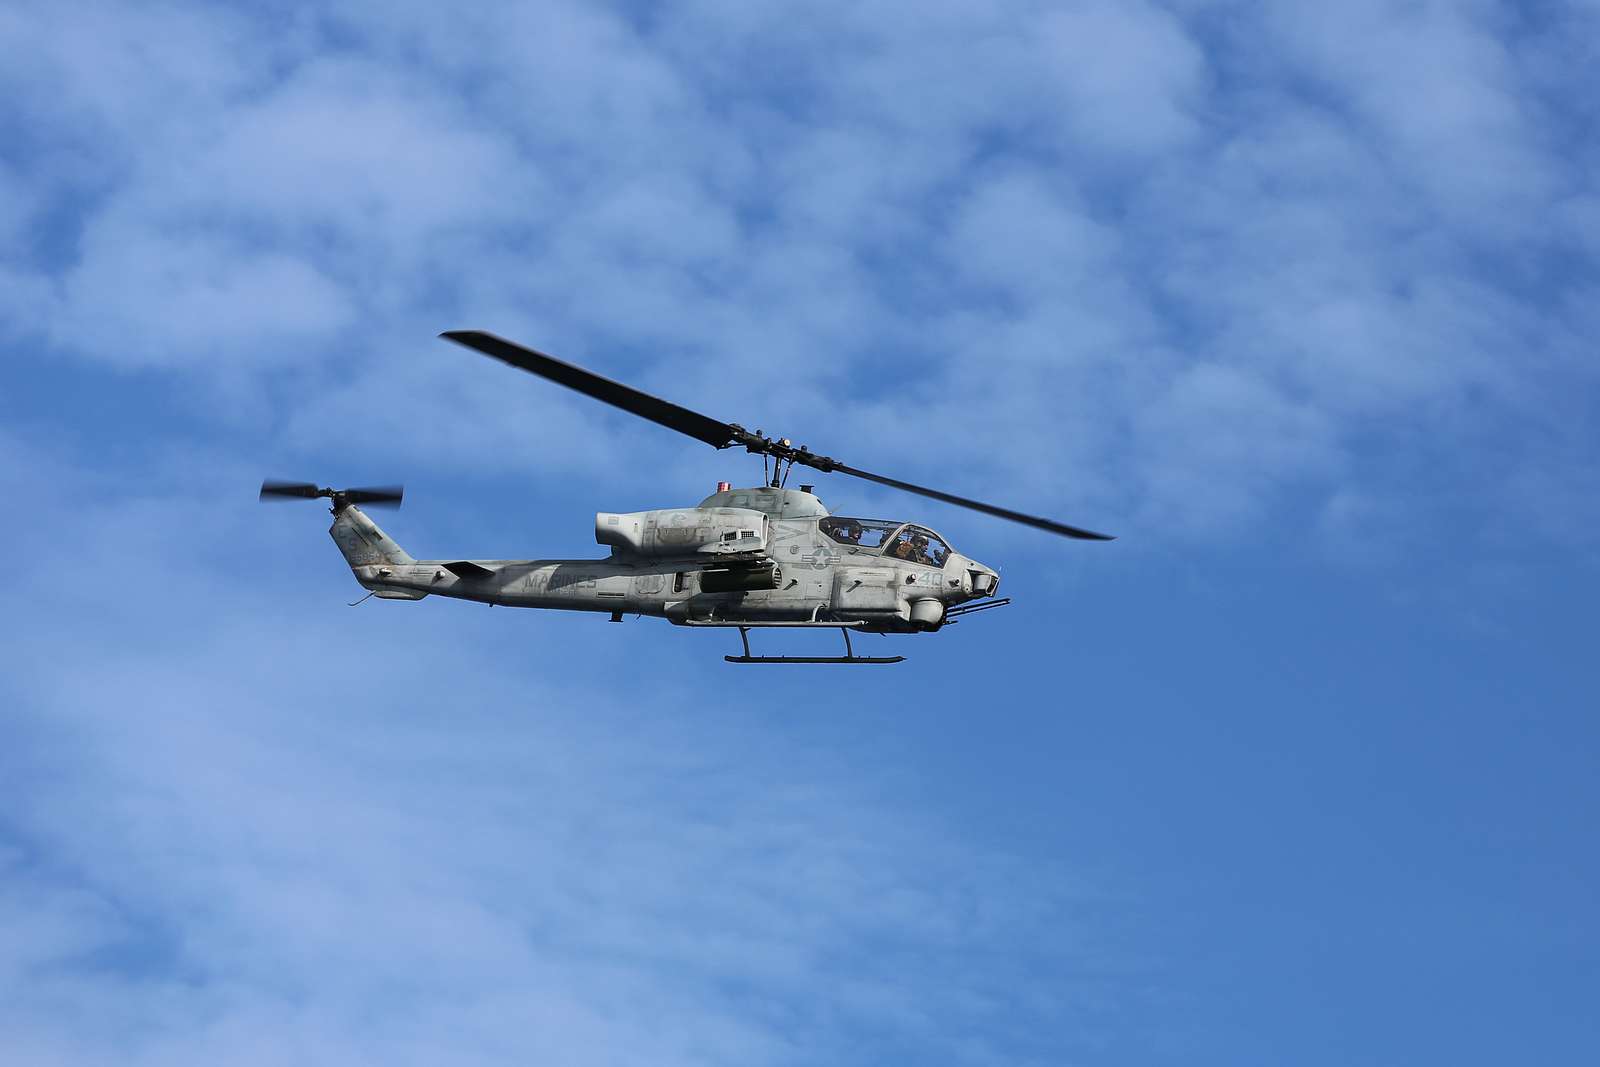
329, 487, 1001, 632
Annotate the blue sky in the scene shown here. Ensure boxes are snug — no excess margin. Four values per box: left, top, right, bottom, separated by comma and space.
2, 1, 1597, 1063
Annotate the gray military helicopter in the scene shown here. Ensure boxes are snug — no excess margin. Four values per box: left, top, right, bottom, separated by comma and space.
263, 331, 1112, 663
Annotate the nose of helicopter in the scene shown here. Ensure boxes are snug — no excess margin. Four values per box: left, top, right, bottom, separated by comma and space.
946, 555, 1000, 601
967, 563, 1000, 599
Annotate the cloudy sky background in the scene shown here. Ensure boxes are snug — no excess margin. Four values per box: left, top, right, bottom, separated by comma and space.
2, 1, 1597, 1063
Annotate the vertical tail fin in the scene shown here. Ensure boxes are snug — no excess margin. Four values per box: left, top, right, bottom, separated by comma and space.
330, 505, 415, 568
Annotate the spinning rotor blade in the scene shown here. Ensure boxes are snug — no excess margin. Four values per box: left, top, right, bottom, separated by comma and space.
443, 330, 1113, 540
440, 331, 739, 449
341, 485, 405, 507
260, 479, 322, 500
259, 481, 404, 508
823, 462, 1112, 540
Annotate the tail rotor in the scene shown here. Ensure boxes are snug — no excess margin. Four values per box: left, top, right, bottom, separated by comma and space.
259, 480, 404, 509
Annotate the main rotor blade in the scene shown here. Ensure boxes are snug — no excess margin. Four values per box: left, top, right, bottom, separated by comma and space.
823, 461, 1115, 540
441, 330, 740, 449
440, 330, 1114, 540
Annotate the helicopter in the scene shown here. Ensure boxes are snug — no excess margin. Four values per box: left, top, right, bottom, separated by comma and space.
262, 331, 1113, 664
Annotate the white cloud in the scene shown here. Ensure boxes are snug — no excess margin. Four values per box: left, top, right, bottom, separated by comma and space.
176, 58, 535, 246
1260, 0, 1557, 221
53, 227, 354, 366
1034, 0, 1208, 159
1134, 362, 1340, 532
946, 169, 1122, 300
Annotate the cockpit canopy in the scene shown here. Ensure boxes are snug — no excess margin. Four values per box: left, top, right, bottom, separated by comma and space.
819, 517, 953, 567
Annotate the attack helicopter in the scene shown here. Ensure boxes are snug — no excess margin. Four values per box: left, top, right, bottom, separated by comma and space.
262, 331, 1113, 664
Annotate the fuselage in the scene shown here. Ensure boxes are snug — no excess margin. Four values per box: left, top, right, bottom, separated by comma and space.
335, 486, 1001, 632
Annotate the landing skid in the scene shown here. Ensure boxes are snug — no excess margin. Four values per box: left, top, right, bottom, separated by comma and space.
725, 625, 904, 665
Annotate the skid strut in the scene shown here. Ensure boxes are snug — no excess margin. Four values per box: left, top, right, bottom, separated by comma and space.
726, 625, 904, 665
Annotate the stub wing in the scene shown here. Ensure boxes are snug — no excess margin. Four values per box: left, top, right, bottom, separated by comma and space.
442, 560, 497, 580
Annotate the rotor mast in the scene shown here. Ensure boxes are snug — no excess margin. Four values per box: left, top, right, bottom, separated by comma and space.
751, 432, 809, 488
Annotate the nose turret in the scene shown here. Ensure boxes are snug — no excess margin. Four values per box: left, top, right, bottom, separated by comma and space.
966, 561, 1000, 600
944, 554, 1000, 602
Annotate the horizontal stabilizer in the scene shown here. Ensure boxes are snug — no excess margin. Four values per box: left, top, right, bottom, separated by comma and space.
443, 561, 497, 580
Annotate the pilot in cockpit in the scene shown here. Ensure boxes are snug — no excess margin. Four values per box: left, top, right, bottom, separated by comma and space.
889, 529, 932, 564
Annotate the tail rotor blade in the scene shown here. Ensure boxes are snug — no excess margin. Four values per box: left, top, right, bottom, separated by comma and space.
344, 485, 404, 508
260, 480, 322, 501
